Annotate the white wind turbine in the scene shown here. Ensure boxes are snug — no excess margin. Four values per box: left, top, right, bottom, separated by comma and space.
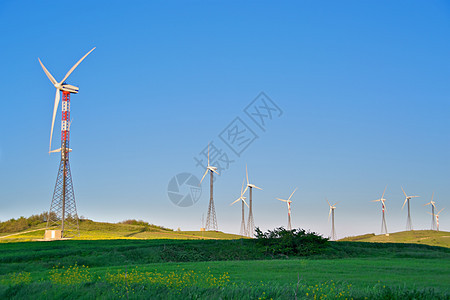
327, 198, 339, 241
401, 187, 419, 231
276, 188, 297, 230
371, 185, 388, 236
243, 165, 262, 237
38, 47, 96, 153
424, 192, 437, 230
230, 178, 249, 236
200, 144, 219, 231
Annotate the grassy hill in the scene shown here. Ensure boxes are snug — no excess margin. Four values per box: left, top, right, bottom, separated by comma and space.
0, 218, 244, 243
0, 238, 448, 299
339, 230, 450, 248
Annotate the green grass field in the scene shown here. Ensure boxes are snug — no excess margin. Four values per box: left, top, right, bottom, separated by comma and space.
0, 238, 449, 299
339, 230, 450, 248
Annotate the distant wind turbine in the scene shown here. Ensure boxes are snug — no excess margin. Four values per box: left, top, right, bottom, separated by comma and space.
401, 187, 419, 231
371, 185, 388, 236
276, 188, 297, 230
429, 208, 445, 232
231, 178, 249, 236
243, 165, 262, 237
200, 144, 219, 231
424, 192, 437, 230
327, 198, 339, 241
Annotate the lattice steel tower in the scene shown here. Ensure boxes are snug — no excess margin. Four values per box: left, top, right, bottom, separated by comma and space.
205, 170, 218, 231
47, 91, 79, 237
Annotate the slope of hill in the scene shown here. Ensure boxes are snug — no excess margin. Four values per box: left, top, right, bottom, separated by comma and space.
339, 230, 450, 248
0, 218, 244, 242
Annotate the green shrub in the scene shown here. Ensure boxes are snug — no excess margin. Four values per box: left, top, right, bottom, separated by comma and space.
254, 227, 329, 256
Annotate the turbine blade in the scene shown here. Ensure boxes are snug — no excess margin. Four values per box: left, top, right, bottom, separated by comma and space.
437, 208, 445, 215
246, 164, 249, 185
49, 89, 60, 152
276, 198, 288, 202
326, 197, 331, 207
38, 58, 57, 85
333, 202, 339, 207
242, 198, 249, 208
401, 199, 407, 210
253, 185, 262, 190
381, 185, 387, 200
371, 199, 381, 202
231, 198, 240, 206
242, 186, 248, 196
288, 187, 297, 201
212, 169, 219, 175
199, 169, 208, 184
240, 178, 245, 194
410, 196, 420, 198
328, 208, 331, 222
60, 47, 96, 84
401, 186, 407, 198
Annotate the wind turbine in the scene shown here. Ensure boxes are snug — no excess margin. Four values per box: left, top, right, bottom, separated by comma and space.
231, 178, 249, 236
401, 187, 419, 231
327, 198, 339, 241
39, 47, 95, 238
200, 144, 219, 231
371, 186, 388, 236
429, 208, 445, 232
276, 188, 297, 230
243, 165, 262, 237
424, 192, 437, 230
39, 47, 95, 153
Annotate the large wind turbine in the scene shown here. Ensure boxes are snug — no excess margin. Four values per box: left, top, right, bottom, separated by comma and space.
401, 187, 419, 231
371, 186, 388, 236
276, 188, 297, 230
327, 198, 338, 241
39, 47, 95, 238
200, 144, 219, 231
243, 165, 262, 237
424, 192, 437, 230
231, 178, 249, 236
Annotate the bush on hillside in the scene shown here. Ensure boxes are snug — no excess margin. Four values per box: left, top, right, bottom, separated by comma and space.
254, 227, 329, 256
119, 219, 173, 231
0, 212, 48, 233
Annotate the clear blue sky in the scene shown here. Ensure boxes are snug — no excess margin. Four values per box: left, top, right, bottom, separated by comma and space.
0, 1, 449, 237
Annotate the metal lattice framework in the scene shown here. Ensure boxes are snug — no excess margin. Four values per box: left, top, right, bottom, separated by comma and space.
47, 92, 79, 237
405, 199, 413, 231
330, 208, 336, 241
239, 200, 246, 236
430, 205, 437, 230
247, 187, 255, 237
205, 170, 218, 231
380, 207, 388, 235
287, 202, 292, 231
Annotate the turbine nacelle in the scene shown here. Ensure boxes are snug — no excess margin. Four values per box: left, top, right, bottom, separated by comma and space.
207, 166, 218, 172
58, 83, 79, 94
